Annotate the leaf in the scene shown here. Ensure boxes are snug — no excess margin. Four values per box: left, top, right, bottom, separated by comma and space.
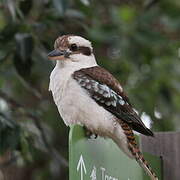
6, 0, 17, 21
0, 23, 18, 43
0, 12, 7, 31
0, 50, 7, 61
80, 0, 90, 6
0, 113, 21, 154
65, 9, 85, 19
52, 0, 69, 16
118, 6, 136, 22
15, 33, 34, 62
19, 0, 33, 16
14, 33, 34, 78
0, 78, 4, 88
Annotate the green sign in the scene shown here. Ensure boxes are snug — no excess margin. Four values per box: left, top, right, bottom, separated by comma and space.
69, 125, 162, 180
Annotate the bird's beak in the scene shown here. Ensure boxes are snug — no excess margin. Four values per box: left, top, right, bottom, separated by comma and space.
47, 49, 70, 60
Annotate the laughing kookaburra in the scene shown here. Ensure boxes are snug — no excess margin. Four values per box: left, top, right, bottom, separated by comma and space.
48, 35, 158, 180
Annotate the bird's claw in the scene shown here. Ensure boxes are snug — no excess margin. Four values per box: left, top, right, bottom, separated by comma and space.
83, 126, 98, 139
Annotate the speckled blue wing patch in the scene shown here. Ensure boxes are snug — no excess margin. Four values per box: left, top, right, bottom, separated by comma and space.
73, 67, 153, 136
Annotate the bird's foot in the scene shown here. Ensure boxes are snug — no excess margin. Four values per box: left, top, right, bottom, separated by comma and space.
83, 126, 98, 139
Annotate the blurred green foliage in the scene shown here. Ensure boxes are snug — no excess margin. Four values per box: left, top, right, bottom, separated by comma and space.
0, 0, 179, 179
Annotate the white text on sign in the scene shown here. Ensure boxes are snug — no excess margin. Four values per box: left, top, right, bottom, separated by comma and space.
101, 167, 119, 180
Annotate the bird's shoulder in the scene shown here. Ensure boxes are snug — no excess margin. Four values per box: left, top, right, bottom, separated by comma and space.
73, 66, 131, 105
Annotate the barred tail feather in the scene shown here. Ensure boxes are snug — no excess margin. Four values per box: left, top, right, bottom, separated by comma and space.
129, 143, 158, 180
119, 120, 158, 180
137, 157, 158, 180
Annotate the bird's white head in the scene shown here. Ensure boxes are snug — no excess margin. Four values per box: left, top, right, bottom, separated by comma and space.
48, 35, 97, 69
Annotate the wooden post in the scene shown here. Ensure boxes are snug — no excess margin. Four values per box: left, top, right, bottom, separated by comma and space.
141, 132, 180, 180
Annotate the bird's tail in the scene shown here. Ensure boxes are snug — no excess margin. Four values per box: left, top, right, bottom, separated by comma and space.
128, 143, 158, 180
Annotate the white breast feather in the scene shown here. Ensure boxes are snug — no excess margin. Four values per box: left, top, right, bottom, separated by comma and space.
49, 63, 133, 158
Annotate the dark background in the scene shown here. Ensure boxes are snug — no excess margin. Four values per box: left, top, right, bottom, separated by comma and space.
0, 0, 179, 179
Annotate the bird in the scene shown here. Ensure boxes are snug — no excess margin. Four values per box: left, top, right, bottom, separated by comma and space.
48, 34, 158, 180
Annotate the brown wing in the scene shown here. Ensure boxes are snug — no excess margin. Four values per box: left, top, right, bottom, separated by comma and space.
73, 66, 153, 136
79, 66, 131, 104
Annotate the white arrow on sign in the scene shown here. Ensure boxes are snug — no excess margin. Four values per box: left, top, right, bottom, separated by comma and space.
77, 155, 87, 180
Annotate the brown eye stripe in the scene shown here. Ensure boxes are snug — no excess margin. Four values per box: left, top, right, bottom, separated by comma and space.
78, 46, 91, 56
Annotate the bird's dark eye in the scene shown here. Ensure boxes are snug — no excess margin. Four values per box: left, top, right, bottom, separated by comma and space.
70, 44, 78, 51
